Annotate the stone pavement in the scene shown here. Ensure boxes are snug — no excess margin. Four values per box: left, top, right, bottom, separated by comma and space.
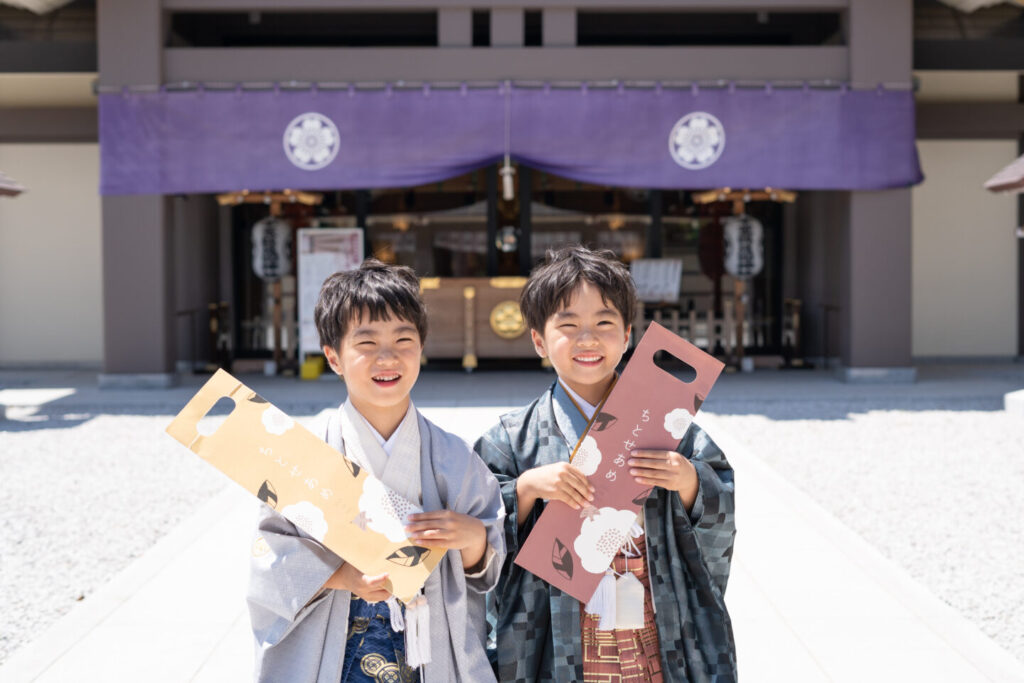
2, 365, 1023, 682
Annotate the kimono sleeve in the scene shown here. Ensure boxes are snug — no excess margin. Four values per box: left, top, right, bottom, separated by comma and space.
246, 503, 344, 647
674, 423, 736, 595
447, 437, 508, 595
473, 423, 538, 560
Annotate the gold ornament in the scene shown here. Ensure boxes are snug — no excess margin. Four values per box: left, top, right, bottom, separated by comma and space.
490, 301, 527, 339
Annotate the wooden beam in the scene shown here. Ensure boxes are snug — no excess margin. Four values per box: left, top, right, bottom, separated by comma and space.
161, 46, 848, 84
0, 107, 97, 143
0, 41, 96, 73
163, 0, 849, 9
915, 39, 1024, 72
916, 102, 1024, 140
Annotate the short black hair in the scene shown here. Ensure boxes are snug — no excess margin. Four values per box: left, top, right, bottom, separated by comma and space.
314, 259, 428, 352
519, 246, 638, 332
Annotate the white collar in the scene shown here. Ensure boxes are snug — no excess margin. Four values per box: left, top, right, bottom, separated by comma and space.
352, 403, 416, 457
558, 379, 598, 420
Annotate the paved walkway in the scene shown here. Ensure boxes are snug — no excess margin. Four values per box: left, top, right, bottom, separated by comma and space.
2, 366, 1024, 682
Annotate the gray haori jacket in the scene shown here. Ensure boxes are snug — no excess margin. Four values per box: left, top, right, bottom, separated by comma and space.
474, 384, 737, 683
247, 409, 506, 683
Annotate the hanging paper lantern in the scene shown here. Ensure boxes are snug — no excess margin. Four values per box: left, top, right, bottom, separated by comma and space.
722, 214, 764, 279
252, 216, 293, 281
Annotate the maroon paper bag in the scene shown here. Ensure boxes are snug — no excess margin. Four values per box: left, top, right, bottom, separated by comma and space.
514, 322, 724, 603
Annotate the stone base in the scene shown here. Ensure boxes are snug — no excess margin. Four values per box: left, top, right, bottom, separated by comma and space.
98, 373, 177, 389
1005, 389, 1024, 416
836, 366, 917, 384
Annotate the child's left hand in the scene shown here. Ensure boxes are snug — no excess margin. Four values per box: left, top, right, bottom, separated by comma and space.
629, 450, 700, 510
406, 510, 489, 572
405, 510, 484, 550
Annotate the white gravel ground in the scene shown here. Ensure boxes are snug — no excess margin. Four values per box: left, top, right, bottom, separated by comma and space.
709, 405, 1024, 663
0, 412, 228, 663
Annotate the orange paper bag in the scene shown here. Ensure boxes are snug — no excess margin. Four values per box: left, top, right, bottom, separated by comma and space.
165, 369, 442, 602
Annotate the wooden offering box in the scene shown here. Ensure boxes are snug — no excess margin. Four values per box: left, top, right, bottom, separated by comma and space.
420, 277, 536, 368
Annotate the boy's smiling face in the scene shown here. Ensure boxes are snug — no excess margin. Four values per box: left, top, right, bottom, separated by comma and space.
323, 309, 422, 438
531, 280, 630, 406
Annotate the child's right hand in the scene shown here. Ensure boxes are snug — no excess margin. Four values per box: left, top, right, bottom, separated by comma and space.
518, 462, 596, 510
325, 562, 392, 602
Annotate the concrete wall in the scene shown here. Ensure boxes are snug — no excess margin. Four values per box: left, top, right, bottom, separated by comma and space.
0, 143, 103, 367
912, 139, 1018, 357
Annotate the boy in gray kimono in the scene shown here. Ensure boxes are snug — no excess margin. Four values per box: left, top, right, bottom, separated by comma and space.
248, 260, 506, 683
475, 246, 736, 683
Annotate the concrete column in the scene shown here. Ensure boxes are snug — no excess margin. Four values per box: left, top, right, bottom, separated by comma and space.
173, 195, 221, 372
841, 0, 915, 382
839, 192, 914, 375
492, 8, 524, 47
100, 196, 177, 385
439, 8, 472, 48
97, 0, 176, 387
543, 8, 576, 47
795, 192, 845, 365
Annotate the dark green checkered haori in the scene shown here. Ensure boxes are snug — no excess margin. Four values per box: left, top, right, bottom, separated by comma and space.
473, 384, 737, 683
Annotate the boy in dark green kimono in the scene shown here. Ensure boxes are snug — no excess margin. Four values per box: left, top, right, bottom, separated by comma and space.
474, 246, 736, 683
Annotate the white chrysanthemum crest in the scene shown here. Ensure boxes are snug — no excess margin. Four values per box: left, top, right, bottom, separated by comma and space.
283, 112, 340, 170
669, 111, 726, 170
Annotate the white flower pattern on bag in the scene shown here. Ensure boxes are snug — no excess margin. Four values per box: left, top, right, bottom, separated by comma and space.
358, 477, 421, 542
261, 405, 295, 436
663, 407, 693, 440
573, 507, 638, 575
572, 435, 603, 476
280, 501, 329, 542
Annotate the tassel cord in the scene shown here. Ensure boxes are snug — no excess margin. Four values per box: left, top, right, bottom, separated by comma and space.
399, 594, 432, 668
584, 570, 619, 631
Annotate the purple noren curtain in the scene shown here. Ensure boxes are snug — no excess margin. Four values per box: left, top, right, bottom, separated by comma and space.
99, 84, 922, 195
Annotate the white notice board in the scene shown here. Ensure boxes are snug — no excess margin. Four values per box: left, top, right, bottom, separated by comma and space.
297, 228, 364, 354
630, 258, 683, 304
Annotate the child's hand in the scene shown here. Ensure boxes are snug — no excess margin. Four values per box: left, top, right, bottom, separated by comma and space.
406, 511, 489, 571
405, 511, 485, 551
326, 563, 392, 603
629, 450, 700, 509
518, 462, 596, 510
